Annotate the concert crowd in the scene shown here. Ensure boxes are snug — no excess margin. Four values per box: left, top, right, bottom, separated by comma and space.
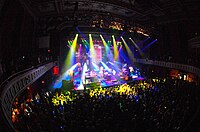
12, 78, 200, 132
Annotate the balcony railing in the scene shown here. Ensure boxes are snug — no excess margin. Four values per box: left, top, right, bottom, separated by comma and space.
0, 61, 56, 130
188, 36, 200, 48
1, 58, 200, 130
134, 59, 200, 78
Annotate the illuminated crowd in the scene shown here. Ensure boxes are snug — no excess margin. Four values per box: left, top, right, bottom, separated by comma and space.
12, 78, 199, 132
51, 82, 151, 106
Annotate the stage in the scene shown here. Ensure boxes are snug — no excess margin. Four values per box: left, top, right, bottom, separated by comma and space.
52, 33, 145, 90
52, 61, 144, 90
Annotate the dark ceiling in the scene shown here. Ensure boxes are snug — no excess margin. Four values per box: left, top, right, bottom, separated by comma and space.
17, 0, 200, 24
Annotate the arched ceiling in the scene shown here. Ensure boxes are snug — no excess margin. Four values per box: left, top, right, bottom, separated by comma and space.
14, 0, 200, 38
18, 0, 200, 24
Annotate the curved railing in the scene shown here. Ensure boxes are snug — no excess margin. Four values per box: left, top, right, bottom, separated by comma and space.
0, 61, 57, 130
134, 59, 200, 78
188, 36, 200, 48
1, 59, 200, 130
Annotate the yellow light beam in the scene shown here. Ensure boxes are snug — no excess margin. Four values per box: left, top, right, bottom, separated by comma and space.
112, 35, 118, 61
121, 36, 135, 62
65, 34, 79, 69
89, 34, 96, 61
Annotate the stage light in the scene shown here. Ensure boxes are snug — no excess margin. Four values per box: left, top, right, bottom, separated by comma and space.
112, 35, 118, 61
76, 27, 90, 52
100, 61, 111, 72
129, 37, 144, 57
65, 34, 79, 70
81, 63, 88, 84
89, 34, 96, 62
53, 66, 59, 75
100, 34, 110, 56
141, 39, 157, 52
92, 62, 100, 71
52, 63, 79, 89
121, 36, 135, 63
77, 44, 82, 62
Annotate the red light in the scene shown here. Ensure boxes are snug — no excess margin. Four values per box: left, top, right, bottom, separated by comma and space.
42, 80, 45, 84
48, 50, 51, 52
53, 66, 59, 75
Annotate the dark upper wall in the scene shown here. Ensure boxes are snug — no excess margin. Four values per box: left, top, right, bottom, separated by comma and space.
0, 0, 35, 59
150, 21, 189, 61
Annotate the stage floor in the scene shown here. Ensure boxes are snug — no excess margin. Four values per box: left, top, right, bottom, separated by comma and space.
52, 62, 144, 90
52, 72, 144, 91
